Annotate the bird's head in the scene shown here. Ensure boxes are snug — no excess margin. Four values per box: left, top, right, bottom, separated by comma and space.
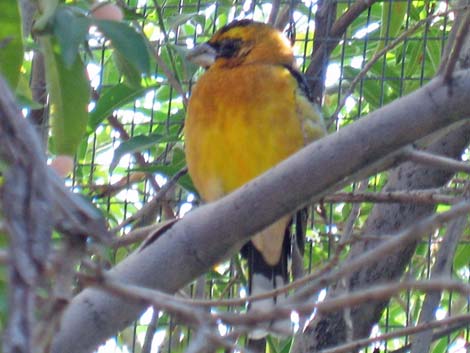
186, 20, 295, 69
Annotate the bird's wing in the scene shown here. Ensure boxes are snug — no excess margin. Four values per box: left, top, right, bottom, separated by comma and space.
284, 65, 327, 144
250, 66, 326, 265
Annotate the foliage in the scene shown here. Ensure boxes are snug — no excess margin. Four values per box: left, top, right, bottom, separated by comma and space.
0, 0, 467, 352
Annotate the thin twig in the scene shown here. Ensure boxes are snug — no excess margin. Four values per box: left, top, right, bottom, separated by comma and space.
85, 202, 470, 313
325, 189, 461, 205
340, 180, 368, 243
218, 278, 470, 329
153, 52, 188, 106
389, 321, 470, 353
104, 200, 470, 311
89, 172, 147, 198
318, 312, 470, 353
107, 114, 176, 220
225, 276, 462, 325
306, 0, 379, 89
111, 220, 176, 248
411, 213, 467, 353
308, 0, 337, 102
113, 167, 187, 231
80, 266, 207, 325
90, 272, 470, 332
0, 250, 9, 264
292, 200, 470, 303
141, 310, 159, 353
151, 0, 186, 105
404, 147, 470, 174
443, 10, 470, 83
267, 0, 281, 26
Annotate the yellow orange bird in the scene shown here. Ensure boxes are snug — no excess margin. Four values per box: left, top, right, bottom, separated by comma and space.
185, 20, 326, 336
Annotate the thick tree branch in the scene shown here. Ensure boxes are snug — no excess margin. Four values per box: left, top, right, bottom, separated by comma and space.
0, 75, 52, 353
0, 73, 113, 352
51, 71, 470, 353
293, 7, 470, 351
308, 0, 337, 103
306, 0, 379, 99
293, 122, 470, 353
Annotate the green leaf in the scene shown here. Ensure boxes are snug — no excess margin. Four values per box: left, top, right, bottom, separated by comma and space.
167, 12, 198, 29
375, 1, 406, 55
0, 0, 24, 89
278, 338, 293, 353
433, 332, 460, 353
109, 133, 179, 172
343, 66, 380, 108
33, 0, 59, 32
404, 39, 424, 82
113, 49, 142, 88
94, 19, 150, 75
368, 62, 401, 103
425, 35, 442, 75
15, 73, 44, 109
88, 83, 159, 133
155, 85, 171, 101
167, 43, 200, 80
53, 6, 90, 67
15, 94, 44, 110
453, 244, 470, 271
43, 37, 90, 156
403, 38, 425, 94
266, 336, 279, 353
134, 148, 196, 194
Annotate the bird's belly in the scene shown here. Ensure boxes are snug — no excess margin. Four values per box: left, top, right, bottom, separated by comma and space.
185, 102, 304, 201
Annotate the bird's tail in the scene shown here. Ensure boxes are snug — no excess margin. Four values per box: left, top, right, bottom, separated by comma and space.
241, 209, 307, 339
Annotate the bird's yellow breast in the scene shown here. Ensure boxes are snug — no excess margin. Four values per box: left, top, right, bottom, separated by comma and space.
185, 64, 305, 202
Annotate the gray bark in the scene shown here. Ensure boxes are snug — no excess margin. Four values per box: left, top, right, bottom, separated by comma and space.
51, 72, 470, 353
292, 123, 470, 352
292, 6, 470, 351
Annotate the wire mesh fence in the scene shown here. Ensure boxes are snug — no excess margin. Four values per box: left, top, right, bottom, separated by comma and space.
9, 0, 468, 352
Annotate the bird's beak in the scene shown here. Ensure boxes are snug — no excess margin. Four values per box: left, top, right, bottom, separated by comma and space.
186, 43, 217, 68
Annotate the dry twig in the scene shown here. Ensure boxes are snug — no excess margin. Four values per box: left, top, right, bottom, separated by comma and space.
404, 147, 470, 174
325, 189, 461, 205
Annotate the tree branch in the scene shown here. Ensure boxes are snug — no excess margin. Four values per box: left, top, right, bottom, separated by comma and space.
306, 0, 379, 98
325, 189, 460, 205
293, 6, 470, 350
410, 214, 467, 353
404, 147, 470, 174
0, 75, 52, 353
52, 71, 470, 353
293, 121, 470, 353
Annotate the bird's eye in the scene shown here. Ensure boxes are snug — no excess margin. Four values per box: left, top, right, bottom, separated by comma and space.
216, 39, 242, 58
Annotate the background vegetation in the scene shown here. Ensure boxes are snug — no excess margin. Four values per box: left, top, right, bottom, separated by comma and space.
1, 0, 470, 353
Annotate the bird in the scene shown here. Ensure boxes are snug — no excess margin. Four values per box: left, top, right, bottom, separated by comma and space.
184, 19, 326, 337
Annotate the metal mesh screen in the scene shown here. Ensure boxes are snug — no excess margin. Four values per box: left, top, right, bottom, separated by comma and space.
71, 1, 466, 352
